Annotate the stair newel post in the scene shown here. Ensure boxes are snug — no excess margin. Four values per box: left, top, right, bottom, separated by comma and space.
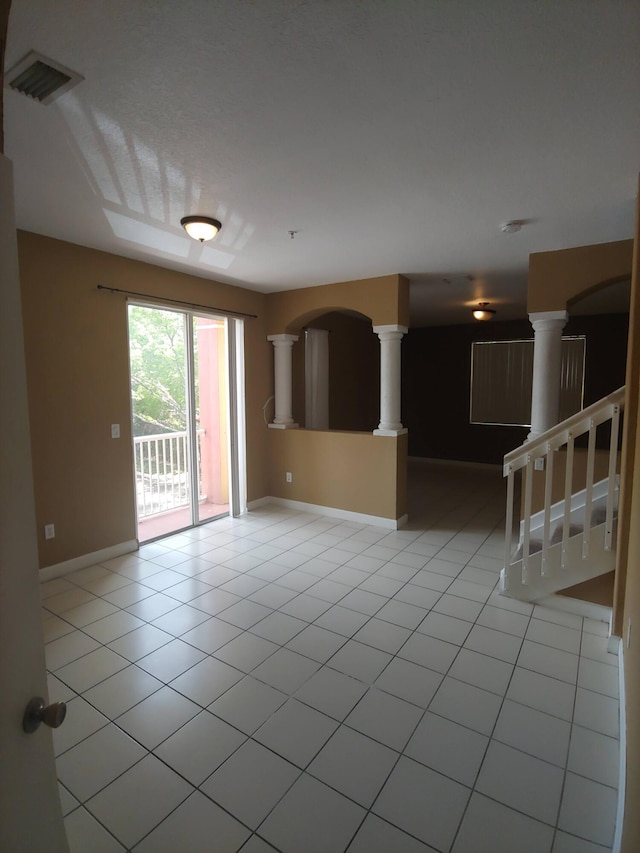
605, 404, 621, 551
541, 443, 554, 576
522, 455, 534, 585
562, 434, 574, 569
504, 465, 515, 591
583, 419, 597, 558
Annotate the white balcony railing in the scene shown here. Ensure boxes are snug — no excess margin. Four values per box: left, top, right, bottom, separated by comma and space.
134, 430, 204, 519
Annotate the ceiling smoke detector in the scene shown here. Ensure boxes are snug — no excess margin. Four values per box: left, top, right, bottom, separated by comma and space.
6, 51, 84, 104
500, 221, 523, 234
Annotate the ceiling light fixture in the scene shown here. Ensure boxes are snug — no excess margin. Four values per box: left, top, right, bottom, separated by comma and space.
180, 216, 222, 242
500, 221, 523, 234
473, 302, 496, 321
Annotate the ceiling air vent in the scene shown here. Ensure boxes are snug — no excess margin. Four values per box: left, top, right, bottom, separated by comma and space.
6, 51, 83, 104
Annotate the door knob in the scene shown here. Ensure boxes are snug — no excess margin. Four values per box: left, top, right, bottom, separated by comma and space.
23, 697, 67, 734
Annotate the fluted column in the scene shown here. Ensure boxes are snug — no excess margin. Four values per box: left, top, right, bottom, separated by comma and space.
373, 324, 408, 436
528, 310, 568, 440
267, 334, 299, 429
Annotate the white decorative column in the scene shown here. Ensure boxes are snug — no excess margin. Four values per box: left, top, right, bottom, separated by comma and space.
373, 324, 408, 436
267, 334, 299, 428
528, 310, 568, 440
305, 328, 329, 430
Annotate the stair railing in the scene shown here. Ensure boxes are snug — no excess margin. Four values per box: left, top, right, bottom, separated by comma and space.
503, 387, 625, 587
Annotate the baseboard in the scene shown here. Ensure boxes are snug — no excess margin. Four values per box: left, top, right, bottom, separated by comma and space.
613, 638, 625, 853
408, 456, 502, 472
246, 497, 407, 530
534, 593, 613, 623
39, 539, 139, 581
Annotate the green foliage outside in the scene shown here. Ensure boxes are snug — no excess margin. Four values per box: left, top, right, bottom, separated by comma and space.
128, 306, 188, 436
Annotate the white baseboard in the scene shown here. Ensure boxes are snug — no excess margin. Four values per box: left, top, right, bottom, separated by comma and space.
39, 539, 139, 581
408, 456, 502, 472
246, 497, 407, 530
613, 638, 625, 853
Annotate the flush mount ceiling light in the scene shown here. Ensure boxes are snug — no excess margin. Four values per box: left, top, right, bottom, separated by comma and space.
500, 220, 523, 234
180, 216, 222, 242
473, 302, 496, 321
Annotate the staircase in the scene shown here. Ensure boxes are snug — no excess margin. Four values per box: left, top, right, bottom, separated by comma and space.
500, 387, 624, 603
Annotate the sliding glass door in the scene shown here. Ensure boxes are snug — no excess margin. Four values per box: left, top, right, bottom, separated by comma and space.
128, 304, 242, 542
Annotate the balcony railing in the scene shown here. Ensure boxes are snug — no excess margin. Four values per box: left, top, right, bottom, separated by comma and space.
134, 430, 204, 519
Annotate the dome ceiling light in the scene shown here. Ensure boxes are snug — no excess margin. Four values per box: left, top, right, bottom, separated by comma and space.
180, 216, 222, 242
473, 302, 496, 321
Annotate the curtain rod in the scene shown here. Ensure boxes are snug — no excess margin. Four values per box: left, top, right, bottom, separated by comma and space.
96, 285, 258, 319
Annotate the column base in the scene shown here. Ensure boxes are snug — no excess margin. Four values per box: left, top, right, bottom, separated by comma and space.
268, 422, 299, 429
373, 428, 408, 437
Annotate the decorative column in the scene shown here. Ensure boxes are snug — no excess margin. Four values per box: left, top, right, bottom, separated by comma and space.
305, 328, 329, 430
373, 324, 408, 436
267, 334, 299, 428
528, 310, 568, 440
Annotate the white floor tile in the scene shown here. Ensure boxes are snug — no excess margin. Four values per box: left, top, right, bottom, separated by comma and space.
328, 639, 392, 682
476, 603, 530, 637
433, 593, 483, 622
213, 632, 279, 672
578, 657, 619, 698
476, 740, 564, 824
568, 724, 619, 788
398, 631, 459, 673
417, 610, 472, 645
82, 665, 163, 718
254, 698, 338, 768
279, 592, 332, 621
46, 631, 102, 671
493, 699, 571, 767
136, 638, 206, 681
526, 618, 582, 654
44, 588, 97, 615
107, 623, 173, 662
373, 756, 470, 851
251, 647, 319, 693
573, 687, 619, 738
429, 677, 502, 736
169, 655, 243, 706
308, 725, 398, 807
558, 772, 618, 847
580, 632, 618, 666
154, 710, 246, 785
258, 772, 366, 853
65, 807, 126, 853
57, 724, 146, 800
353, 617, 412, 653
285, 624, 347, 662
405, 712, 488, 786
507, 667, 576, 721
448, 648, 514, 696
249, 611, 308, 644
53, 696, 109, 757
55, 647, 129, 692
374, 599, 429, 630
201, 739, 299, 828
347, 813, 436, 853
452, 792, 554, 853
151, 603, 212, 636
208, 675, 288, 734
377, 657, 443, 707
295, 666, 368, 720
393, 583, 442, 610
552, 830, 611, 852
345, 687, 423, 751
86, 755, 192, 850
126, 592, 182, 621
338, 588, 388, 616
464, 624, 523, 663
42, 614, 76, 643
314, 604, 370, 636
117, 686, 200, 749
82, 610, 145, 644
518, 639, 579, 684
179, 616, 243, 653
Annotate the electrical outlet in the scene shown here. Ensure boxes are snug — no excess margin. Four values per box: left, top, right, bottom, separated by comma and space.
286, 472, 293, 483
44, 524, 55, 540
111, 423, 120, 439
534, 457, 545, 471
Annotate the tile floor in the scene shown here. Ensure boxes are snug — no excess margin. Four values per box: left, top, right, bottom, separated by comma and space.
42, 462, 621, 852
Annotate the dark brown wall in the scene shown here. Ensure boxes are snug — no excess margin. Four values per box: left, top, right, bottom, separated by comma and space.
403, 314, 628, 465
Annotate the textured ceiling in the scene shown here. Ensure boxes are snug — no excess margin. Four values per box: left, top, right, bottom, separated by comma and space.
4, 0, 639, 326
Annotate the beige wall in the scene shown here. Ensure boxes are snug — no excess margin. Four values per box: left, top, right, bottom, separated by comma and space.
620, 188, 640, 853
19, 232, 270, 568
267, 428, 406, 522
267, 273, 410, 333
528, 239, 633, 313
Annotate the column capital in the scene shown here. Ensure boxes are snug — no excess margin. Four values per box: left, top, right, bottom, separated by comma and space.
372, 324, 408, 336
267, 334, 299, 344
528, 311, 568, 331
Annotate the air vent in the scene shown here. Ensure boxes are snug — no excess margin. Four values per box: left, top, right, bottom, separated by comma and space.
6, 51, 83, 104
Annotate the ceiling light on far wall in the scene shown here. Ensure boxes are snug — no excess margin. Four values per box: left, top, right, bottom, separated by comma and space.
181, 216, 222, 242
473, 302, 496, 321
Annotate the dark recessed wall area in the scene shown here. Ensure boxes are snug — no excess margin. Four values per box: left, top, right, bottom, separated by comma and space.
403, 313, 628, 465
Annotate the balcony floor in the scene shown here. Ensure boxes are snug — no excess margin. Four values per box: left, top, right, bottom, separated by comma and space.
138, 501, 230, 543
